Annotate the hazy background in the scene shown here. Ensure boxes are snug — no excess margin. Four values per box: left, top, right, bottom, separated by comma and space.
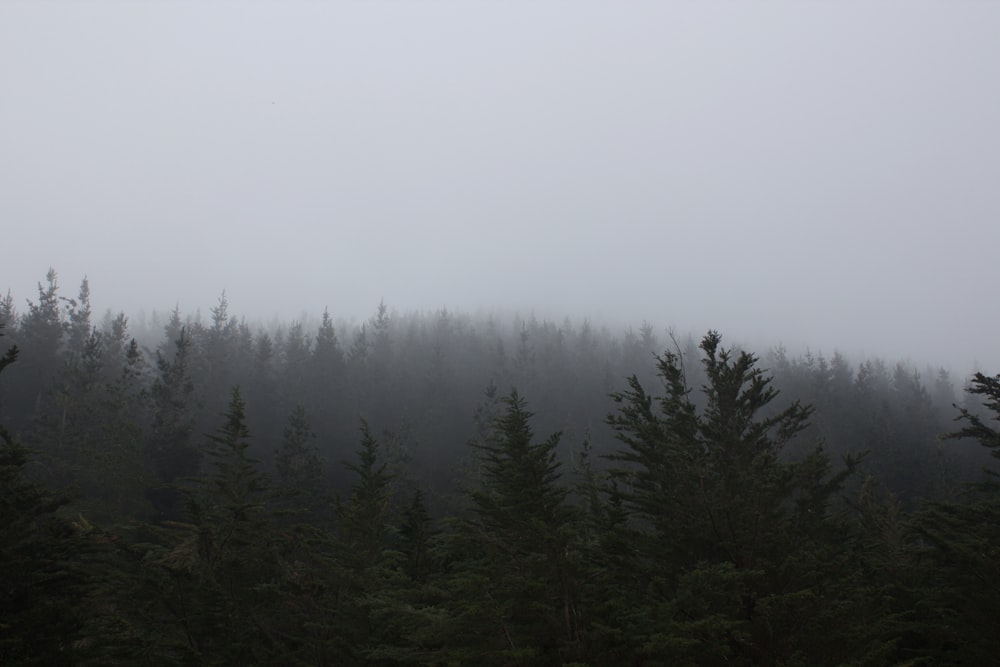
3, 1, 998, 372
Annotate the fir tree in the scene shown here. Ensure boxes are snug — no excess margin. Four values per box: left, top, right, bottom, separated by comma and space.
0, 325, 100, 665
605, 331, 861, 664
125, 387, 294, 664
62, 276, 92, 363
147, 327, 198, 518
900, 371, 1000, 662
440, 390, 581, 665
274, 403, 325, 518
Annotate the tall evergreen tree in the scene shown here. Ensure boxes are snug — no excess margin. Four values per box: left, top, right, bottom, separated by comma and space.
605, 331, 861, 664
309, 308, 348, 439
274, 404, 326, 519
122, 387, 296, 664
290, 420, 400, 665
0, 325, 101, 665
901, 370, 1000, 662
440, 390, 581, 665
13, 269, 65, 424
62, 276, 92, 363
148, 327, 198, 518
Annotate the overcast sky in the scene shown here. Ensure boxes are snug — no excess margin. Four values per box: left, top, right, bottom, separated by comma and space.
2, 1, 999, 372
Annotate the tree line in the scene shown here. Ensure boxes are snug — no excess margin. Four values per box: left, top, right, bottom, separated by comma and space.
1, 269, 998, 665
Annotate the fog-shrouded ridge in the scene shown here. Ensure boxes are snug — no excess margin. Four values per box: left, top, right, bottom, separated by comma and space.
1, 273, 992, 509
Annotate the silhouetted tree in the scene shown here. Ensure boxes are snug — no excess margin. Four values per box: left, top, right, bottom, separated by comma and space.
147, 327, 198, 518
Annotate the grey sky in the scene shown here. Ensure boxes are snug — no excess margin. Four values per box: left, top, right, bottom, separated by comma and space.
2, 1, 999, 372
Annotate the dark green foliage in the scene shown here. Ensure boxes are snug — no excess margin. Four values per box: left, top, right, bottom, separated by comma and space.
6, 272, 1000, 664
470, 391, 571, 536
399, 489, 432, 582
0, 436, 95, 665
0, 334, 16, 375
896, 372, 1000, 663
285, 420, 403, 665
275, 403, 326, 516
19, 269, 64, 370
5, 269, 64, 427
62, 276, 92, 361
337, 420, 394, 570
119, 387, 296, 664
0, 326, 97, 665
148, 327, 199, 518
313, 307, 346, 380
948, 371, 1000, 463
604, 331, 864, 664
438, 390, 582, 665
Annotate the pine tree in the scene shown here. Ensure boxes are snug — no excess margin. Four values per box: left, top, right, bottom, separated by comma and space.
0, 290, 17, 331
948, 371, 1000, 463
274, 404, 325, 518
337, 420, 394, 574
147, 327, 198, 518
290, 420, 399, 665
62, 276, 92, 363
605, 331, 861, 664
308, 308, 348, 439
0, 325, 100, 665
440, 390, 581, 665
124, 387, 295, 664
314, 307, 346, 378
13, 269, 65, 423
900, 371, 1000, 662
399, 489, 432, 583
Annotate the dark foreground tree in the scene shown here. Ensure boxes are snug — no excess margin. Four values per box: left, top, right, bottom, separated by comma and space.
438, 390, 581, 665
947, 371, 1000, 462
0, 326, 101, 665
284, 420, 405, 666
902, 371, 1000, 663
114, 387, 299, 664
147, 327, 198, 518
603, 331, 867, 664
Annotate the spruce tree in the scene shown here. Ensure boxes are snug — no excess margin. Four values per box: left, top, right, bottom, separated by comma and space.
125, 387, 294, 664
147, 327, 198, 518
605, 331, 861, 664
292, 420, 399, 665
440, 390, 581, 665
274, 403, 325, 518
0, 325, 100, 665
901, 371, 1000, 662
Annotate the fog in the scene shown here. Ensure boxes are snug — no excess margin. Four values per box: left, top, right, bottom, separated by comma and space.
3, 1, 999, 372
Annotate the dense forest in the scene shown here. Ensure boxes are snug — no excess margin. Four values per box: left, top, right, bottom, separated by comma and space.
2, 269, 999, 665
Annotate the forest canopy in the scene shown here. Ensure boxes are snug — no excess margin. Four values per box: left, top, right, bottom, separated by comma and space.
1, 271, 998, 665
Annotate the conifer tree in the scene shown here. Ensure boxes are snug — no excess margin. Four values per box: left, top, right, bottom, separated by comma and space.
948, 371, 1000, 462
308, 308, 348, 438
280, 321, 311, 408
274, 404, 325, 519
314, 307, 346, 378
902, 371, 1000, 662
148, 327, 198, 518
606, 331, 860, 663
399, 489, 432, 583
0, 290, 17, 331
0, 325, 100, 665
12, 269, 64, 423
127, 387, 295, 664
441, 390, 581, 665
291, 420, 399, 665
337, 420, 394, 574
63, 276, 92, 362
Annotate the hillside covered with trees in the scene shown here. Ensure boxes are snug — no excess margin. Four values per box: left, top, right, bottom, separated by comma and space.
2, 270, 998, 665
